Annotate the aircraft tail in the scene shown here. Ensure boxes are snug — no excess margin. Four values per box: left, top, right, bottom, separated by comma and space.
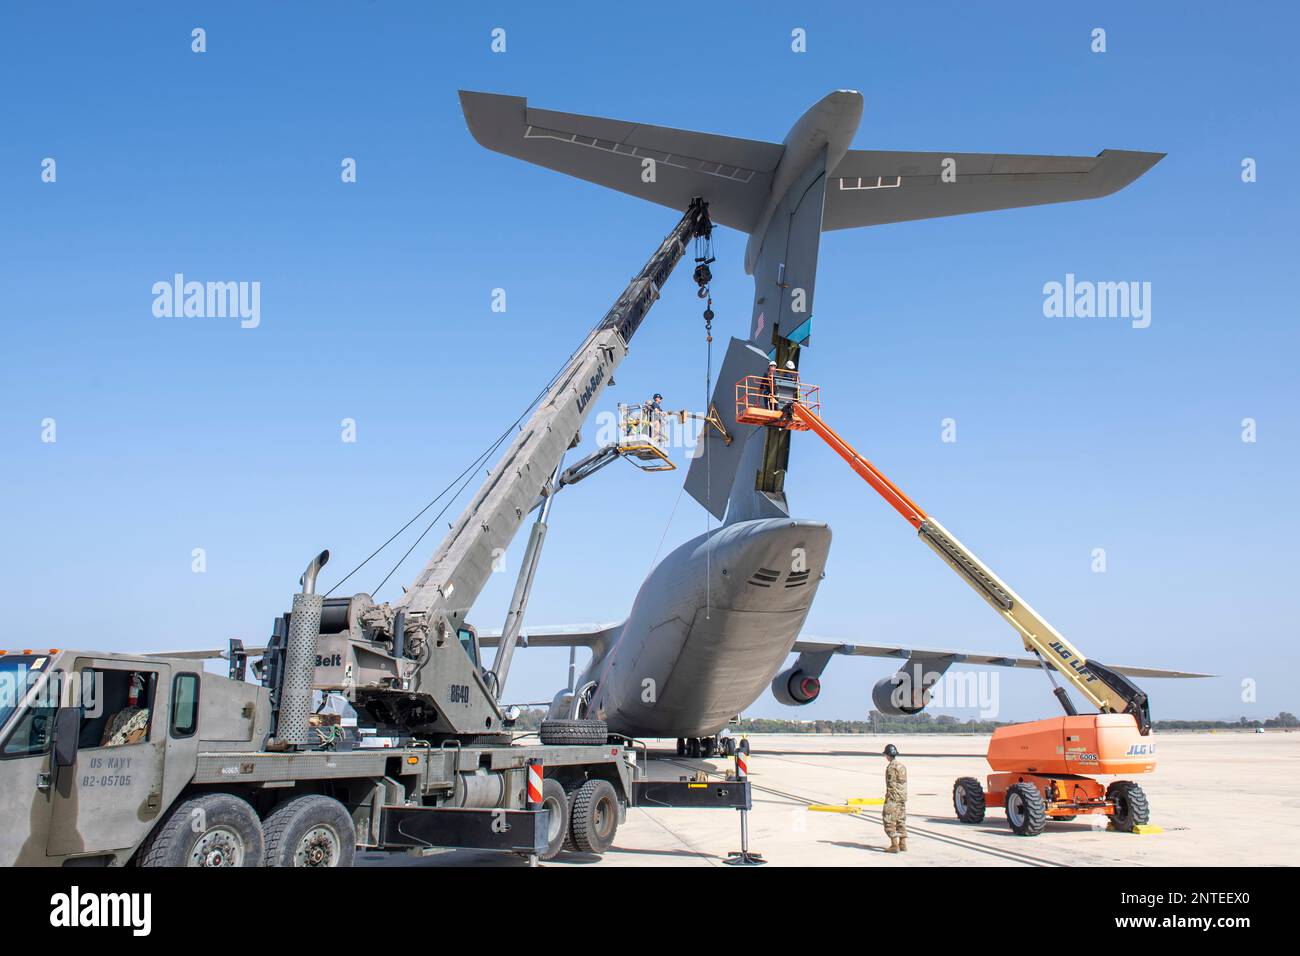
684, 337, 789, 524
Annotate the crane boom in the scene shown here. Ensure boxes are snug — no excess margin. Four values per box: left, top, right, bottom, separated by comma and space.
391, 198, 712, 633
785, 400, 1152, 733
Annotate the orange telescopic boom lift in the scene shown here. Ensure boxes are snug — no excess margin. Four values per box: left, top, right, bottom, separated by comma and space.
737, 369, 1156, 836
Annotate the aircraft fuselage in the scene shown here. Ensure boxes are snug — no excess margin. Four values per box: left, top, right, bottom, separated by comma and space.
570, 517, 831, 738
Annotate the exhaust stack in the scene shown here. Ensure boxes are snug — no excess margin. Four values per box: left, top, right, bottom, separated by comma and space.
272, 549, 329, 748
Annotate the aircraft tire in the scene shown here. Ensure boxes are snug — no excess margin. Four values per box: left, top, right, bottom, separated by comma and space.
539, 718, 608, 746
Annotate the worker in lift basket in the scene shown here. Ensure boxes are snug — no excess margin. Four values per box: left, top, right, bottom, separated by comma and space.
645, 393, 666, 446
882, 743, 908, 853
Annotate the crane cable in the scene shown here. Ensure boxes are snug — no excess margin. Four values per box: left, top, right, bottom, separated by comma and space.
693, 228, 716, 620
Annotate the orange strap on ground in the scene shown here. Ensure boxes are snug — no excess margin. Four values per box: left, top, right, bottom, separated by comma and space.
791, 403, 928, 529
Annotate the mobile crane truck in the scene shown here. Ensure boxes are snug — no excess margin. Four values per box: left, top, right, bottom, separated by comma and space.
0, 199, 751, 867
736, 368, 1162, 836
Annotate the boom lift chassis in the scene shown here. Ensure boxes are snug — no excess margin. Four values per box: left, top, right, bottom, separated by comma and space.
737, 368, 1155, 836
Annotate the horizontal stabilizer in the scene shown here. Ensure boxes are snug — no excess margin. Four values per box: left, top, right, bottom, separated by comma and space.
459, 90, 778, 232
824, 149, 1163, 230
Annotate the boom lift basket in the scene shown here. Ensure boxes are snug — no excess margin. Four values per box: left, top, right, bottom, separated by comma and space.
616, 403, 675, 472
735, 370, 820, 428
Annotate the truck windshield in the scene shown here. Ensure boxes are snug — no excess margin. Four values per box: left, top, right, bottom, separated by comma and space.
0, 656, 50, 732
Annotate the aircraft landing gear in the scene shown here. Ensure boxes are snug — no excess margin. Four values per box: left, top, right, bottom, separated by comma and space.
678, 735, 748, 759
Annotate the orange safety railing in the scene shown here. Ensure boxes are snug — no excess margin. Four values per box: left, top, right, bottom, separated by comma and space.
735, 370, 820, 429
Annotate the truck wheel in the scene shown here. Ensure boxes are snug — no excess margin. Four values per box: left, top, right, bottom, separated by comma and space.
537, 778, 570, 860
568, 779, 620, 854
676, 738, 686, 756
952, 777, 986, 824
1004, 782, 1047, 836
262, 794, 356, 867
138, 792, 264, 867
1107, 780, 1151, 832
539, 718, 608, 746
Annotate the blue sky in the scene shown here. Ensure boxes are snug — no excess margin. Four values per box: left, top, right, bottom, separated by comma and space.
2, 2, 1296, 722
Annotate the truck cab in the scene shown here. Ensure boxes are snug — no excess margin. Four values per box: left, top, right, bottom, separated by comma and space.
0, 648, 267, 866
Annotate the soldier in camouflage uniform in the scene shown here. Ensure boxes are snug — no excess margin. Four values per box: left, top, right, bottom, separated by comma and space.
882, 743, 908, 853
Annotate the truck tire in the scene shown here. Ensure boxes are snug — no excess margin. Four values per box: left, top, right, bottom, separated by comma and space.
1107, 780, 1151, 832
539, 718, 608, 746
568, 778, 620, 854
262, 794, 356, 867
953, 777, 986, 824
137, 792, 264, 867
1004, 782, 1047, 836
536, 778, 570, 861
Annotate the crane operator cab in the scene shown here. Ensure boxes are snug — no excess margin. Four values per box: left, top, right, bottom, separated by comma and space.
456, 625, 481, 670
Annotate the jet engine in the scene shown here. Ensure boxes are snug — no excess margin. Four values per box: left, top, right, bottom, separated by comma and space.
870, 657, 954, 716
772, 666, 821, 706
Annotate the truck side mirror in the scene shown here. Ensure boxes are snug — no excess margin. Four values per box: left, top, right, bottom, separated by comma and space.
52, 707, 81, 768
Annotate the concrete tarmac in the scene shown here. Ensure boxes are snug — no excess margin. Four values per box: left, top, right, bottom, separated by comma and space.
357, 731, 1298, 867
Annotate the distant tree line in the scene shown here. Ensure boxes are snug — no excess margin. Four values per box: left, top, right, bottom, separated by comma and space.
731, 710, 1299, 735
507, 708, 1298, 735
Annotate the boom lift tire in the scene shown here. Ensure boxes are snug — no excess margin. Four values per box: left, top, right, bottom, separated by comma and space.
262, 794, 356, 867
539, 718, 608, 746
568, 778, 620, 854
953, 777, 986, 824
137, 792, 265, 867
1106, 780, 1150, 832
1004, 782, 1047, 836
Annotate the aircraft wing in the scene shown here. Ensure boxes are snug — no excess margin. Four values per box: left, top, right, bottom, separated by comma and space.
145, 646, 268, 660
147, 622, 624, 661
790, 639, 1210, 679
823, 148, 1164, 230
476, 622, 622, 654
458, 90, 781, 232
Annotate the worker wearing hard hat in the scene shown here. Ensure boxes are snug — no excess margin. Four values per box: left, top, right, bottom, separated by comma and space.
646, 393, 665, 446
882, 743, 908, 853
